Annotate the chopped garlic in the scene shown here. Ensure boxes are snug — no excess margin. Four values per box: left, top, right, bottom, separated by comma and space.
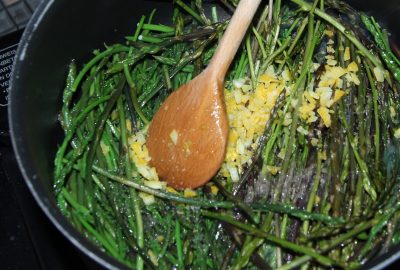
325, 30, 334, 37
311, 138, 319, 146
170, 129, 179, 145
347, 61, 359, 72
308, 90, 319, 100
395, 128, 400, 139
157, 235, 164, 243
148, 250, 159, 266
373, 66, 385, 82
266, 165, 281, 175
291, 98, 299, 108
278, 149, 286, 160
307, 113, 318, 123
220, 68, 285, 179
282, 69, 291, 81
283, 114, 293, 126
233, 78, 245, 88
126, 120, 132, 133
184, 189, 197, 198
349, 72, 360, 85
228, 166, 240, 182
100, 141, 110, 155
139, 192, 155, 205
333, 90, 345, 103
312, 63, 321, 72
166, 186, 179, 194
327, 59, 338, 66
299, 102, 316, 121
143, 180, 166, 190
344, 47, 350, 61
317, 107, 332, 127
390, 106, 396, 119
138, 167, 159, 182
317, 87, 334, 108
325, 55, 335, 60
327, 45, 335, 54
321, 150, 327, 160
129, 130, 160, 181
297, 126, 309, 135
336, 78, 344, 89
210, 185, 219, 195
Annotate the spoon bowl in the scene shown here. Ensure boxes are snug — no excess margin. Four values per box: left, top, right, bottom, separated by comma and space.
147, 68, 228, 189
147, 0, 262, 189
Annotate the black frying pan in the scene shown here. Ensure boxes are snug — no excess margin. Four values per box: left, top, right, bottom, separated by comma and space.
8, 0, 400, 269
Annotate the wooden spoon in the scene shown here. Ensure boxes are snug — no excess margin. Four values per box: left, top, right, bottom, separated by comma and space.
146, 0, 262, 190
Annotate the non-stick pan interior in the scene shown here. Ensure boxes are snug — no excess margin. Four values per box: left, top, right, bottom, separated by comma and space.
8, 0, 400, 269
9, 0, 173, 269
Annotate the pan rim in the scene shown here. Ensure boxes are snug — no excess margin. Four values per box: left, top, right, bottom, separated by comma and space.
7, 1, 129, 269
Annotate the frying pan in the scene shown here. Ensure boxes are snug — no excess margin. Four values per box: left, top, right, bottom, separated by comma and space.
8, 0, 400, 269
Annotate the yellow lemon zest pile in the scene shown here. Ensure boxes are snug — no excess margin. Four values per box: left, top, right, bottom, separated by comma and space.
128, 67, 288, 199
128, 130, 159, 181
298, 37, 358, 128
183, 189, 197, 198
128, 130, 161, 205
220, 67, 287, 182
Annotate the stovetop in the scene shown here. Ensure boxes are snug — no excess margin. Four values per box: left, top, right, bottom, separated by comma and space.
0, 29, 88, 270
1, 4, 400, 270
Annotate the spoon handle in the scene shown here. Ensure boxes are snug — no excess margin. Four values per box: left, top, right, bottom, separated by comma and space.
208, 0, 262, 79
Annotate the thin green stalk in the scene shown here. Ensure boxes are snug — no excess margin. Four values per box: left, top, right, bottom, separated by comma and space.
365, 65, 380, 170
117, 98, 144, 270
138, 35, 163, 43
246, 35, 257, 88
132, 16, 146, 41
76, 212, 121, 260
142, 23, 175, 33
162, 65, 172, 90
57, 95, 111, 162
175, 219, 184, 270
123, 63, 149, 124
214, 179, 258, 224
141, 9, 156, 36
139, 31, 220, 106
252, 27, 267, 59
282, 16, 320, 175
276, 256, 311, 270
339, 110, 377, 201
62, 188, 92, 218
261, 33, 292, 72
84, 78, 125, 191
211, 6, 218, 24
233, 52, 247, 80
279, 217, 378, 268
303, 147, 323, 234
175, 0, 204, 24
252, 203, 344, 225
287, 16, 308, 56
92, 165, 235, 209
61, 62, 77, 130
291, 0, 383, 69
202, 210, 337, 267
359, 203, 400, 259
71, 45, 130, 93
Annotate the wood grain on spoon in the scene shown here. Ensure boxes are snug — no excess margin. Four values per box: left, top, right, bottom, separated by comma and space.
147, 0, 262, 189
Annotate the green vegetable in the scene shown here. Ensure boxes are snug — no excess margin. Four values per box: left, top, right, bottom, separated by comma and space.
54, 0, 400, 269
